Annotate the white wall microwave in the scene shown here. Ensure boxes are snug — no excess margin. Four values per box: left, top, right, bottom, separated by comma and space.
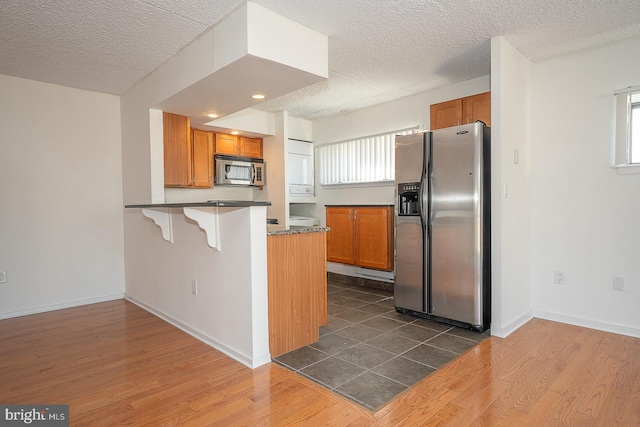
214, 155, 266, 187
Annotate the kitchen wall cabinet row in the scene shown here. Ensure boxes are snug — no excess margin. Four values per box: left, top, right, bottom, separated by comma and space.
215, 133, 263, 158
325, 206, 394, 272
430, 91, 491, 130
163, 112, 263, 188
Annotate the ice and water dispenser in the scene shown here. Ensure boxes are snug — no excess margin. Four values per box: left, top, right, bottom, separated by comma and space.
397, 182, 420, 216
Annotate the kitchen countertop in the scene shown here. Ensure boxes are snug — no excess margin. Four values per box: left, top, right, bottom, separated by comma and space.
267, 226, 329, 236
125, 200, 272, 208
324, 204, 393, 207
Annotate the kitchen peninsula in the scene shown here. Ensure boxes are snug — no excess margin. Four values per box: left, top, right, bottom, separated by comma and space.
125, 200, 328, 368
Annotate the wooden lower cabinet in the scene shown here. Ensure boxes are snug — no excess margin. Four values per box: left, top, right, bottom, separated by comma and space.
326, 206, 393, 271
267, 231, 327, 358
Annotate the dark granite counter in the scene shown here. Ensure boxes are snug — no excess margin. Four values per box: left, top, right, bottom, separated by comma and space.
125, 200, 271, 209
267, 226, 329, 236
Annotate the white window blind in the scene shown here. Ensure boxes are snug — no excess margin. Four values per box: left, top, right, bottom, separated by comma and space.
318, 127, 420, 185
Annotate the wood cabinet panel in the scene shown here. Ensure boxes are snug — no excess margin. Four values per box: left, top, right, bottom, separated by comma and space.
430, 98, 463, 130
214, 133, 263, 158
326, 206, 393, 271
163, 112, 191, 187
267, 231, 327, 357
430, 92, 491, 130
215, 133, 239, 155
240, 137, 263, 158
191, 129, 214, 188
464, 91, 491, 127
326, 207, 356, 265
354, 207, 393, 271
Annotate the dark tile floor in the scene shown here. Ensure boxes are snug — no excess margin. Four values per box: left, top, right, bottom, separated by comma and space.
274, 279, 489, 410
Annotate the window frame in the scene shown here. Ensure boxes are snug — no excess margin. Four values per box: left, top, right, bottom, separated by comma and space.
614, 85, 640, 174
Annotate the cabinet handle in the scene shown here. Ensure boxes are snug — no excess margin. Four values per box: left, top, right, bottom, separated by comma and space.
457, 120, 460, 126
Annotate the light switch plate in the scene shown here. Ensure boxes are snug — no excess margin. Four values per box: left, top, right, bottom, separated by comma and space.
613, 276, 625, 291
0, 271, 7, 283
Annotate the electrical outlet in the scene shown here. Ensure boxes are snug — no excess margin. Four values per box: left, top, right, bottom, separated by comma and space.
554, 270, 565, 284
191, 280, 198, 295
0, 271, 6, 283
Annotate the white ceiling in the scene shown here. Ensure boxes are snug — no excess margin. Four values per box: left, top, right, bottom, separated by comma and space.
2, 0, 640, 120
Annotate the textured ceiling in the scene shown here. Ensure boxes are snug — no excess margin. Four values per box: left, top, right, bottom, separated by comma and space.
2, 0, 640, 120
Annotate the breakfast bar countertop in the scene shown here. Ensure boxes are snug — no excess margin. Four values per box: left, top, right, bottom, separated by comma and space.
125, 200, 272, 208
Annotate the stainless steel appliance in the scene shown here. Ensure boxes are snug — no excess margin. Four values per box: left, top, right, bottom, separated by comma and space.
394, 122, 490, 332
214, 155, 265, 186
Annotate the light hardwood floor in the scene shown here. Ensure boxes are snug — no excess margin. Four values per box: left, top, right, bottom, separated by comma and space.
1, 300, 638, 426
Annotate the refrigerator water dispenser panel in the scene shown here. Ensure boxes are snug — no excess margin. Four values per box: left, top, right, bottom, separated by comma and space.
398, 182, 420, 216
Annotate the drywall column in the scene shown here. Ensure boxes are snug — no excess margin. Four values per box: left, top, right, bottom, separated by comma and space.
490, 36, 533, 337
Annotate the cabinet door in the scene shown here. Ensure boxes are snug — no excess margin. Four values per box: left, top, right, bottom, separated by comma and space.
215, 133, 239, 155
192, 129, 214, 188
354, 207, 393, 271
430, 98, 463, 130
163, 112, 191, 187
240, 137, 263, 158
326, 207, 355, 265
463, 91, 491, 127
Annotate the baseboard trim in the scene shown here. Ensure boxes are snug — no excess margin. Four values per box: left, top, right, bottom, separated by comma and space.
533, 309, 640, 338
0, 293, 125, 320
125, 295, 271, 369
491, 310, 534, 338
328, 272, 394, 292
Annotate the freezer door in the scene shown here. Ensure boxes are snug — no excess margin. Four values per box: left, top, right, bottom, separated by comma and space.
394, 133, 426, 313
429, 123, 484, 326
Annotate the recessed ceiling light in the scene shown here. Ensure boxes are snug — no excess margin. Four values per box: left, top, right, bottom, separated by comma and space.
251, 94, 266, 100
230, 131, 240, 135
206, 112, 219, 118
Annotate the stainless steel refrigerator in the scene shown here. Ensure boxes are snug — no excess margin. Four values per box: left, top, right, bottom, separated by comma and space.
394, 122, 490, 332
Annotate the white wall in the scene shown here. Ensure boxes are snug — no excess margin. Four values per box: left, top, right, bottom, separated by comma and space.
125, 206, 270, 368
530, 35, 640, 337
0, 74, 124, 318
490, 37, 533, 337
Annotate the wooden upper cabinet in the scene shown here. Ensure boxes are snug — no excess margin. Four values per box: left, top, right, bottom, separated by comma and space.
164, 112, 192, 187
215, 133, 239, 155
191, 129, 214, 188
430, 91, 491, 130
240, 137, 263, 158
326, 206, 394, 271
214, 133, 263, 158
463, 92, 491, 126
430, 98, 464, 130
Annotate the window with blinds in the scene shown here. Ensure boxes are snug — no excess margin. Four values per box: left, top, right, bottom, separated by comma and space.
317, 127, 420, 185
